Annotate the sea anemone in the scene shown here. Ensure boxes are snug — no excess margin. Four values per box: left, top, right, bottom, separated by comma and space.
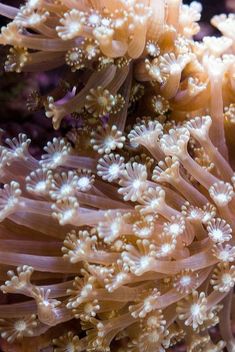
0, 0, 234, 352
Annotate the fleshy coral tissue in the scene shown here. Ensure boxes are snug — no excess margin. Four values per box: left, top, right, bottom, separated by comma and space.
0, 0, 234, 351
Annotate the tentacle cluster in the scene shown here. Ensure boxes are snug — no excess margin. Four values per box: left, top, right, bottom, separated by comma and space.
0, 0, 234, 352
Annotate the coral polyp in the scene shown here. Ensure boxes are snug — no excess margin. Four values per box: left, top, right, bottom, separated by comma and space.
0, 0, 234, 351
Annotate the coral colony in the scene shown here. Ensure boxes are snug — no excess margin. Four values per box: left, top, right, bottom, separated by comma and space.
0, 0, 235, 351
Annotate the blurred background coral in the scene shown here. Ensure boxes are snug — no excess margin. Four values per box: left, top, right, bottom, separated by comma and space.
0, 0, 231, 158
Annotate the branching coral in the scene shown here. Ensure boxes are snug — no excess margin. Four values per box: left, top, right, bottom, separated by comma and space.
0, 0, 235, 352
